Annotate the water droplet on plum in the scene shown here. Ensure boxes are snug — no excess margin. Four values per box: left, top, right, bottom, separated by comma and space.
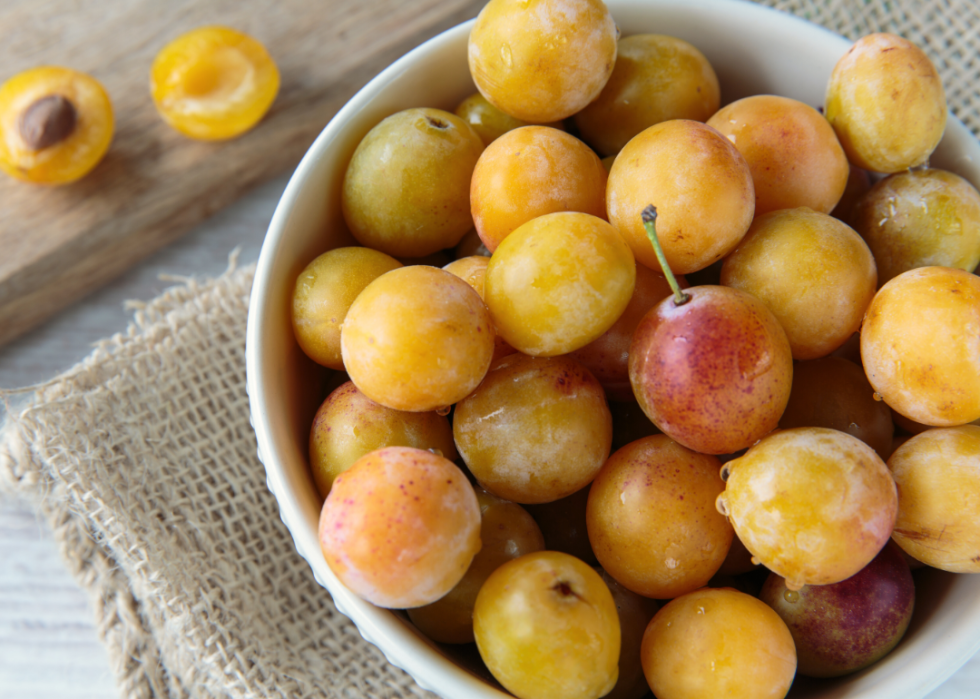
500, 43, 513, 68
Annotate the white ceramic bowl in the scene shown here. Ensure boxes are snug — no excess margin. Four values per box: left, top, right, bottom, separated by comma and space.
246, 1, 980, 697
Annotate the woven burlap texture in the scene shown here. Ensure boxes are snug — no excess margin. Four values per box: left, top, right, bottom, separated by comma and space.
0, 263, 435, 699
0, 1, 978, 698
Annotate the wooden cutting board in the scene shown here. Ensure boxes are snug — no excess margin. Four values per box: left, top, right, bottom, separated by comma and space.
0, 0, 486, 347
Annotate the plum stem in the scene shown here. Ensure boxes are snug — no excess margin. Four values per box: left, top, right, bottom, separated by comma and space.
642, 205, 690, 306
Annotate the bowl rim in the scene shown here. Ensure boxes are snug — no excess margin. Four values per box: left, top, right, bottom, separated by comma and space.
246, 16, 512, 699
246, 2, 980, 698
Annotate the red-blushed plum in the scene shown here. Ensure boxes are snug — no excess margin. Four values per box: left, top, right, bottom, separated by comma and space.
318, 446, 481, 609
586, 434, 733, 599
408, 489, 545, 644
628, 284, 793, 455
641, 587, 797, 699
473, 551, 621, 699
760, 542, 915, 678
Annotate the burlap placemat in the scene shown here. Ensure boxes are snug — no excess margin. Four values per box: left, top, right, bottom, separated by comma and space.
1, 2, 978, 698
1, 260, 437, 699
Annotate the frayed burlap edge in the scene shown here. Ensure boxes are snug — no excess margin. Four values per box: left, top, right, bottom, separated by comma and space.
0, 259, 438, 699
0, 268, 240, 699
0, 261, 252, 699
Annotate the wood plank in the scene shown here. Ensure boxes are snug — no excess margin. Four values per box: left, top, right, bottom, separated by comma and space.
0, 497, 118, 699
0, 0, 485, 347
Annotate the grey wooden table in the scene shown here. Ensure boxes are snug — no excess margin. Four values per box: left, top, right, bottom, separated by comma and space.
1, 172, 978, 698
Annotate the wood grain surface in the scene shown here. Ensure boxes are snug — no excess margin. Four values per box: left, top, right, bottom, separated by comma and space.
0, 0, 486, 348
